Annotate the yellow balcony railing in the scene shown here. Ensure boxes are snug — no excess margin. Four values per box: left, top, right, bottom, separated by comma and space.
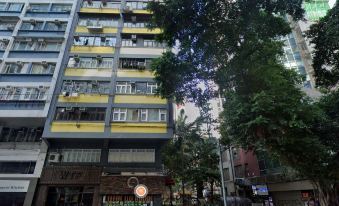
117, 69, 154, 78
114, 95, 166, 104
80, 7, 120, 14
111, 122, 167, 133
64, 68, 112, 77
70, 46, 115, 54
76, 26, 118, 34
122, 27, 161, 34
58, 94, 109, 103
51, 122, 105, 133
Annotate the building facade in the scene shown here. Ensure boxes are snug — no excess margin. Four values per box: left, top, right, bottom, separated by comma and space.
0, 1, 76, 205
34, 0, 173, 205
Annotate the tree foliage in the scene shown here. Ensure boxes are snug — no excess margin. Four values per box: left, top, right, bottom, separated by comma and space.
162, 110, 219, 200
307, 3, 339, 88
148, 0, 339, 204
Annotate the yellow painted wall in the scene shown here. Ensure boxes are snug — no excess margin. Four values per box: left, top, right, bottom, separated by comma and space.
58, 94, 109, 103
51, 122, 105, 133
114, 95, 166, 104
64, 68, 112, 77
120, 47, 164, 56
131, 9, 152, 14
122, 27, 161, 34
111, 122, 167, 133
76, 26, 118, 34
117, 70, 154, 78
70, 46, 115, 54
80, 8, 119, 14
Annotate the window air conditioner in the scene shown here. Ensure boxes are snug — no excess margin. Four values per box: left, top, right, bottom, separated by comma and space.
131, 35, 137, 42
7, 25, 14, 30
96, 55, 103, 63
74, 55, 80, 62
6, 85, 12, 89
137, 62, 146, 70
38, 85, 44, 89
101, 0, 107, 6
74, 35, 80, 42
29, 19, 36, 25
41, 61, 48, 67
16, 61, 23, 66
1, 39, 9, 43
62, 91, 70, 97
37, 38, 45, 42
48, 152, 61, 163
123, 6, 132, 13
54, 19, 61, 25
71, 92, 79, 97
65, 107, 73, 111
25, 38, 32, 42
79, 107, 86, 111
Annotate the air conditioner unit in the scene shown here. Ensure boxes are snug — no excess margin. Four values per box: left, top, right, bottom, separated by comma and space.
1, 39, 9, 43
100, 36, 106, 42
25, 38, 32, 42
71, 92, 79, 97
131, 35, 137, 42
48, 152, 61, 163
6, 85, 12, 89
74, 55, 80, 62
62, 91, 70, 97
73, 35, 80, 41
123, 6, 133, 13
29, 19, 36, 25
41, 61, 48, 67
37, 38, 45, 42
16, 61, 23, 66
26, 5, 31, 11
54, 19, 61, 25
38, 85, 44, 89
137, 62, 146, 70
96, 55, 103, 62
87, 0, 93, 5
131, 16, 137, 22
101, 0, 107, 6
86, 25, 103, 32
7, 25, 14, 30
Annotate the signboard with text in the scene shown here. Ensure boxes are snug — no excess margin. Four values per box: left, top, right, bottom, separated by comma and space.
0, 180, 29, 193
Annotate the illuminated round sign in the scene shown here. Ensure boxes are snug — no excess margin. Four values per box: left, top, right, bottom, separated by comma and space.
134, 184, 148, 198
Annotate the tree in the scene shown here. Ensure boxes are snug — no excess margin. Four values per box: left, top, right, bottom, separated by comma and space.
307, 3, 339, 88
162, 110, 220, 204
148, 0, 339, 204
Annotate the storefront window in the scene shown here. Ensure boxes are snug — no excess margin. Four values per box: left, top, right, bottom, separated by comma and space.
46, 187, 94, 206
0, 193, 25, 206
103, 195, 155, 206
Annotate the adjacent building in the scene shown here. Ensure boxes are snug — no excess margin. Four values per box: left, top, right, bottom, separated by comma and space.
34, 0, 173, 205
0, 1, 76, 205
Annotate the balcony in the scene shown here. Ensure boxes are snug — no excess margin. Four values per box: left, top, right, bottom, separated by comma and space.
64, 67, 112, 77
80, 1, 120, 14
114, 95, 166, 104
70, 46, 115, 54
0, 100, 45, 110
122, 27, 161, 35
111, 122, 167, 133
58, 94, 109, 103
51, 122, 105, 133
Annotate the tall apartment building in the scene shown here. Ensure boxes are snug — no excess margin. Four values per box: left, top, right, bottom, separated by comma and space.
34, 1, 173, 205
0, 1, 76, 205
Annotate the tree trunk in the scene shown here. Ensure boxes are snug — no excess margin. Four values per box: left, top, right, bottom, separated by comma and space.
182, 179, 185, 206
197, 181, 204, 199
169, 185, 173, 206
319, 182, 339, 206
210, 180, 214, 204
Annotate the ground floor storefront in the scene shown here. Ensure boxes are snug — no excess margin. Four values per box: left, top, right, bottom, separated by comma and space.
35, 166, 166, 206
0, 178, 38, 206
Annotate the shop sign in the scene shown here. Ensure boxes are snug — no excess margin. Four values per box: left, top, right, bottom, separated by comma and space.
134, 184, 148, 198
103, 195, 154, 206
252, 185, 269, 196
0, 180, 29, 192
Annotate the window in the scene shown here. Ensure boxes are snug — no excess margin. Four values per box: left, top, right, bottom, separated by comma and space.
2, 63, 23, 74
45, 22, 67, 31
37, 41, 62, 51
0, 127, 42, 142
112, 108, 167, 122
122, 39, 136, 47
0, 22, 16, 30
0, 161, 36, 174
23, 88, 47, 100
13, 41, 34, 50
124, 22, 148, 28
119, 58, 151, 69
54, 107, 106, 121
47, 187, 94, 206
30, 63, 56, 74
61, 81, 110, 94
108, 149, 155, 163
61, 149, 101, 163
68, 57, 113, 69
234, 165, 244, 178
144, 40, 165, 47
113, 108, 127, 121
7, 3, 23, 12
78, 18, 118, 27
51, 4, 72, 12
29, 4, 49, 12
126, 1, 148, 10
20, 21, 43, 30
0, 3, 6, 11
74, 36, 116, 47
146, 83, 157, 94
116, 82, 132, 94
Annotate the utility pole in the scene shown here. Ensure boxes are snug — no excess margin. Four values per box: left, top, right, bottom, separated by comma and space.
218, 140, 228, 206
